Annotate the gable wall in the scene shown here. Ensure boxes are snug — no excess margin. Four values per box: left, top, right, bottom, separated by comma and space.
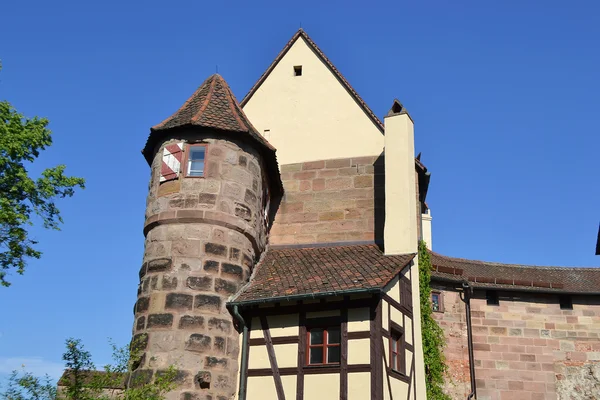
270, 155, 384, 246
242, 37, 384, 165
432, 284, 600, 400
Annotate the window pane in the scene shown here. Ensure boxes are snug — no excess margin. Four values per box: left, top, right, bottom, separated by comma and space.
309, 347, 323, 364
188, 161, 204, 176
391, 353, 397, 370
391, 339, 397, 352
310, 329, 324, 345
327, 346, 340, 363
432, 294, 440, 311
328, 327, 340, 344
189, 147, 205, 160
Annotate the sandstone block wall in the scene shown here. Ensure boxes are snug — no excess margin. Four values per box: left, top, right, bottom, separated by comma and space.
134, 134, 268, 400
433, 285, 600, 400
270, 155, 384, 245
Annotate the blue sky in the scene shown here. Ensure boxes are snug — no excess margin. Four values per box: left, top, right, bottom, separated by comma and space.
0, 0, 598, 381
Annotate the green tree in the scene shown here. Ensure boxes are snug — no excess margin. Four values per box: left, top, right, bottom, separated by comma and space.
419, 241, 451, 400
0, 338, 177, 400
0, 63, 85, 286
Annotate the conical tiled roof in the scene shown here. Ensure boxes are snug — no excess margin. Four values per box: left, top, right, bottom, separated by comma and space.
143, 74, 283, 197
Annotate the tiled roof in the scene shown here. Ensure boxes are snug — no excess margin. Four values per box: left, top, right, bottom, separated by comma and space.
430, 251, 600, 294
240, 29, 384, 133
143, 74, 283, 196
231, 244, 415, 304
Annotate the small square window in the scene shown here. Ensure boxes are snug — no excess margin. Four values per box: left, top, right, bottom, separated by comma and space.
559, 295, 573, 310
185, 144, 206, 177
306, 325, 340, 366
294, 65, 302, 76
431, 291, 443, 312
486, 290, 499, 306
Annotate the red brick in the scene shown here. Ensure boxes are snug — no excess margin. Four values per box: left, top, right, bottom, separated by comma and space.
292, 171, 317, 180
302, 160, 325, 170
312, 178, 325, 191
325, 158, 351, 168
299, 180, 312, 191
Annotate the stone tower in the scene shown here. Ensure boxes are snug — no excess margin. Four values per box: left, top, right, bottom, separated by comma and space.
133, 74, 282, 400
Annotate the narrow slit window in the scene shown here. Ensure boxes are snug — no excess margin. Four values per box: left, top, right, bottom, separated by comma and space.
559, 295, 573, 310
294, 65, 303, 76
185, 144, 206, 177
486, 290, 499, 306
390, 326, 405, 375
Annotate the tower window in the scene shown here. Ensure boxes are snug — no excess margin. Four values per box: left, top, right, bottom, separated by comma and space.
185, 144, 207, 177
486, 290, 499, 306
294, 65, 302, 76
559, 295, 573, 310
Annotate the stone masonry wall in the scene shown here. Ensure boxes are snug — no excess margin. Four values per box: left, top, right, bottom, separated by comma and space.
433, 284, 600, 400
270, 155, 384, 245
134, 133, 268, 400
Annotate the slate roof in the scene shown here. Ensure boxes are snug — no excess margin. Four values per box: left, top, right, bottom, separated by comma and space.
430, 251, 600, 294
143, 74, 283, 197
230, 244, 415, 304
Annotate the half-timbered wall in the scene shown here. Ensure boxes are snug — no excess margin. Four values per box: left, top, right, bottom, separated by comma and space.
240, 296, 380, 400
381, 266, 416, 400
239, 283, 417, 399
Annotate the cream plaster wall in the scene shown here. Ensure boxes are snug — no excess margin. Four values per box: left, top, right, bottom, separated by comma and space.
348, 338, 371, 364
273, 343, 298, 368
348, 372, 370, 400
242, 36, 384, 165
304, 374, 340, 399
383, 112, 417, 255
246, 376, 296, 400
422, 210, 433, 250
249, 314, 299, 339
348, 307, 370, 332
248, 345, 271, 369
247, 376, 278, 400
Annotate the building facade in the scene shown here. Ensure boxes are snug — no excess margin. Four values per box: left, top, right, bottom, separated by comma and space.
126, 29, 599, 400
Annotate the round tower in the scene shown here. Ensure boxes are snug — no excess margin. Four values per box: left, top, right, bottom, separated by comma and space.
132, 74, 282, 400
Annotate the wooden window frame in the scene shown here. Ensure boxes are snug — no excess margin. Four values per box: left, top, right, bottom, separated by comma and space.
431, 290, 444, 313
182, 143, 208, 178
305, 317, 341, 367
389, 322, 406, 376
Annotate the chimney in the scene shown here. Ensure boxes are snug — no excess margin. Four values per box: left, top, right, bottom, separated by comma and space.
422, 209, 433, 250
384, 99, 417, 255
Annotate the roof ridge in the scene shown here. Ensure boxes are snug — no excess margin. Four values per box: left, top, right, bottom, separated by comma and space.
430, 250, 598, 270
240, 28, 384, 132
191, 74, 217, 124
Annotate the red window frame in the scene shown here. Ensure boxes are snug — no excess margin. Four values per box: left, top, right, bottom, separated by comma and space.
389, 325, 405, 375
182, 143, 208, 178
305, 326, 341, 366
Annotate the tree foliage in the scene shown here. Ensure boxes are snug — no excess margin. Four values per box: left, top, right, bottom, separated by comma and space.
0, 338, 177, 400
0, 63, 85, 286
419, 241, 451, 400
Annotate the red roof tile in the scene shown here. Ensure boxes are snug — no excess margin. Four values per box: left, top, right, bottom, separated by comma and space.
430, 251, 600, 294
231, 244, 415, 304
143, 74, 283, 196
